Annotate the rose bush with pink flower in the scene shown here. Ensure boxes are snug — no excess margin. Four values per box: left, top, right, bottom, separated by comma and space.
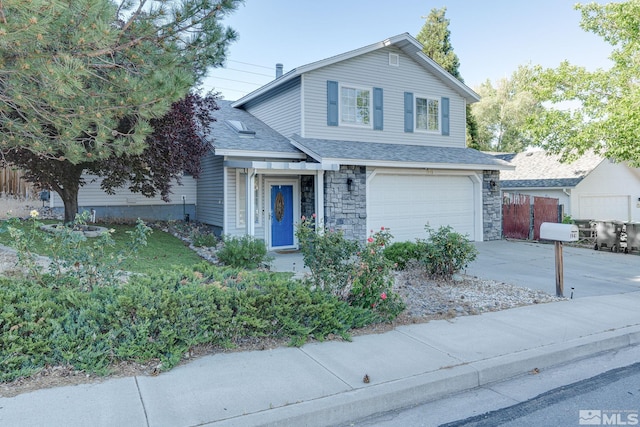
295, 217, 404, 320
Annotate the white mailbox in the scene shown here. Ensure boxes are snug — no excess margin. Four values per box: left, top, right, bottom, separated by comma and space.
540, 222, 579, 242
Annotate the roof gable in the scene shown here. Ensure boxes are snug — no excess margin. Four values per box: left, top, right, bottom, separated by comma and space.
232, 33, 479, 108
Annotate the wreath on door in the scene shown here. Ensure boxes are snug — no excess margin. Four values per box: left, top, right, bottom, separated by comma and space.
275, 191, 285, 222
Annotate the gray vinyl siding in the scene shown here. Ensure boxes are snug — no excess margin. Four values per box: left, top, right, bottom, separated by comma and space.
51, 174, 197, 208
302, 46, 466, 148
245, 80, 301, 138
196, 152, 224, 227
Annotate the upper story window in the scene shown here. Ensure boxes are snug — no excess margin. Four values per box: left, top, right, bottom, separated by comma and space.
415, 96, 439, 132
327, 81, 383, 130
341, 86, 371, 126
404, 92, 449, 136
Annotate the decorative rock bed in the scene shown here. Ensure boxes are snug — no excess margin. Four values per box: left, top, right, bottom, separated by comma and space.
40, 224, 110, 238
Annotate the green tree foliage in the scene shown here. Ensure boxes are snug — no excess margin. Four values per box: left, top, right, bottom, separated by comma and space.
0, 0, 241, 221
416, 7, 480, 148
526, 1, 640, 164
472, 66, 543, 152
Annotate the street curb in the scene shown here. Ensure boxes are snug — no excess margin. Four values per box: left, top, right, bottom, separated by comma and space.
207, 326, 640, 427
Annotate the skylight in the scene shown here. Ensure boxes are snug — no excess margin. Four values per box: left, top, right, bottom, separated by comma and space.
225, 120, 256, 136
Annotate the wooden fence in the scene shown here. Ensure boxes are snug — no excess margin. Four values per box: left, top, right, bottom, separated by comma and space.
502, 193, 561, 240
0, 166, 36, 199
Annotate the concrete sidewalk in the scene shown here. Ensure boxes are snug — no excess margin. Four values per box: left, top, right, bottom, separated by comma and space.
2, 290, 640, 427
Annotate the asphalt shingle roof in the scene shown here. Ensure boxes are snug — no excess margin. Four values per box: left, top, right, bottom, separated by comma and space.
208, 100, 301, 155
496, 151, 604, 188
290, 135, 511, 169
208, 102, 511, 170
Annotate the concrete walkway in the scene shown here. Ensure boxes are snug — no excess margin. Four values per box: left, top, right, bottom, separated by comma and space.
1, 241, 639, 427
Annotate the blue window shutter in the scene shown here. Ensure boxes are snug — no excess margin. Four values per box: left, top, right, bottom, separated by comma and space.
404, 92, 413, 132
441, 97, 450, 136
373, 87, 383, 130
327, 81, 339, 126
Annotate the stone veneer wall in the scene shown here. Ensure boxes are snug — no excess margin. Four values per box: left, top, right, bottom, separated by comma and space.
300, 175, 315, 220
324, 165, 367, 241
483, 170, 502, 241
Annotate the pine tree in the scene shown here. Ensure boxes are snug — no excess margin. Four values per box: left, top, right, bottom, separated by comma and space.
0, 0, 241, 221
416, 7, 480, 148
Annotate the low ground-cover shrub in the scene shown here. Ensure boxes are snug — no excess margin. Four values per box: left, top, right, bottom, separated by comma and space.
0, 263, 376, 383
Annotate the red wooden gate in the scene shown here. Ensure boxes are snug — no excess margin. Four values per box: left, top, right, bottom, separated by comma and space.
533, 196, 559, 240
502, 193, 530, 239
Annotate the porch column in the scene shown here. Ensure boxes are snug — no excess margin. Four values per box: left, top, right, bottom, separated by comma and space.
246, 168, 256, 236
315, 170, 324, 233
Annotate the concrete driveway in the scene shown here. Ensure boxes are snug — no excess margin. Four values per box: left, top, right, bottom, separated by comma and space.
465, 240, 640, 298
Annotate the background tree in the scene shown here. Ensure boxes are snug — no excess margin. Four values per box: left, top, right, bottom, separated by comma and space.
0, 0, 240, 222
471, 66, 543, 152
526, 1, 640, 164
416, 7, 480, 148
12, 92, 218, 219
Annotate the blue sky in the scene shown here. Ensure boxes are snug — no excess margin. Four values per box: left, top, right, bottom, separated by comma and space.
202, 0, 613, 101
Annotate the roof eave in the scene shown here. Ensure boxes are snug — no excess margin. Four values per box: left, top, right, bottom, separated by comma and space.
313, 158, 514, 171
214, 148, 306, 159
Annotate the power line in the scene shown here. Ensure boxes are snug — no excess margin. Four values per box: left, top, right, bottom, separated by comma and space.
227, 59, 275, 70
211, 86, 251, 96
223, 67, 273, 78
212, 76, 263, 86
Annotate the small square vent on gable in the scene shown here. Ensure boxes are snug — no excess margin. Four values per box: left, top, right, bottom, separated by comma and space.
389, 53, 399, 67
225, 120, 256, 137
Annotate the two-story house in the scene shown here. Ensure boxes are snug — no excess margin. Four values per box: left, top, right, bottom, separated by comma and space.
197, 33, 511, 250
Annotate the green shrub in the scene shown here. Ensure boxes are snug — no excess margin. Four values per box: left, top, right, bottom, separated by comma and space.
384, 241, 421, 270
0, 263, 383, 382
190, 230, 217, 247
295, 216, 359, 298
296, 218, 405, 321
350, 228, 405, 320
419, 224, 478, 279
217, 235, 271, 269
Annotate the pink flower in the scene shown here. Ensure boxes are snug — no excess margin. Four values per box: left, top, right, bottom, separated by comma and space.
301, 215, 306, 221
381, 226, 385, 231
312, 213, 317, 218
380, 292, 387, 300
367, 237, 374, 243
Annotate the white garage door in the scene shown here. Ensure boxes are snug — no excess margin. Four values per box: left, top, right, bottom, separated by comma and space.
578, 195, 630, 221
368, 173, 476, 242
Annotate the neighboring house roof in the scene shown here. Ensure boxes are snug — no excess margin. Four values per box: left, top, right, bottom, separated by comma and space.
290, 135, 512, 171
496, 150, 605, 188
232, 33, 480, 108
210, 100, 305, 159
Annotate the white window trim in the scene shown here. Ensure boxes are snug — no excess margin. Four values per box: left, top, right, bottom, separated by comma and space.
236, 170, 262, 228
414, 94, 440, 134
339, 83, 373, 129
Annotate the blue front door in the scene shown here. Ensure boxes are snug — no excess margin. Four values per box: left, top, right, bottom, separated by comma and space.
271, 184, 294, 247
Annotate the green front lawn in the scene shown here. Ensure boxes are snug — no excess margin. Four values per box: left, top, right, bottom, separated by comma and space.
0, 220, 204, 275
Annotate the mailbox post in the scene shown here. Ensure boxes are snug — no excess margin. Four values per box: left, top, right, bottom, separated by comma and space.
540, 222, 579, 297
